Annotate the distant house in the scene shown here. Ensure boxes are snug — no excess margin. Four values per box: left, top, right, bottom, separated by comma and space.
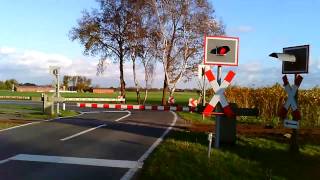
92, 88, 114, 94
16, 85, 54, 92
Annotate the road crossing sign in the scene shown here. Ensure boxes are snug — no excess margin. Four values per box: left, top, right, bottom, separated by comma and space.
278, 75, 303, 120
284, 119, 299, 129
204, 36, 239, 66
49, 66, 60, 76
203, 69, 235, 118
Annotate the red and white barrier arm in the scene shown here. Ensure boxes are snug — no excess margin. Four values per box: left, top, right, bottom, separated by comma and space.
77, 103, 196, 112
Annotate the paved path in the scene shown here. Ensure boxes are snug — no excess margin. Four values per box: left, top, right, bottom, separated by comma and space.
0, 101, 178, 180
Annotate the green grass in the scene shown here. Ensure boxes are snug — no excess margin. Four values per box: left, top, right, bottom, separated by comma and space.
21, 109, 79, 120
138, 131, 320, 180
59, 110, 79, 117
0, 90, 41, 97
0, 104, 42, 112
0, 90, 199, 105
177, 111, 214, 124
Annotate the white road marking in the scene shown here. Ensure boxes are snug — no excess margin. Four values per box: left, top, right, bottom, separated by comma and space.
60, 124, 107, 141
0, 154, 142, 169
120, 111, 178, 180
60, 110, 131, 141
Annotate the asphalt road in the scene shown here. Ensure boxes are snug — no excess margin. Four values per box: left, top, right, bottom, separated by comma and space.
0, 101, 178, 180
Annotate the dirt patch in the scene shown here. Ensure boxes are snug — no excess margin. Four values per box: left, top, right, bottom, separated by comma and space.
184, 122, 320, 144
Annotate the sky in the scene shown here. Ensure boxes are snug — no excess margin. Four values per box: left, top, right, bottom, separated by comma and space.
0, 0, 319, 89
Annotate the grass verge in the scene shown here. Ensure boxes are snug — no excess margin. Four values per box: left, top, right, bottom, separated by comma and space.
0, 122, 23, 130
0, 103, 79, 130
176, 111, 214, 124
138, 131, 320, 180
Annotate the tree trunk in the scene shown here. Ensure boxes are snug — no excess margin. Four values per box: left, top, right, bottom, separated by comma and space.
143, 88, 148, 105
161, 74, 168, 105
169, 86, 176, 97
119, 54, 126, 98
132, 58, 141, 104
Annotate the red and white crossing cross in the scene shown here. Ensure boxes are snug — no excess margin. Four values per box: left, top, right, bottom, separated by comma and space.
203, 69, 236, 118
168, 96, 175, 105
278, 75, 303, 120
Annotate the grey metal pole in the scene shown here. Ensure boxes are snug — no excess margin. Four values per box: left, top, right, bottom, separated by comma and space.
291, 74, 299, 152
56, 71, 60, 114
215, 65, 222, 148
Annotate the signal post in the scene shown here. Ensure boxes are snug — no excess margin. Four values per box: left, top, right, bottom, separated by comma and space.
203, 36, 239, 149
269, 45, 310, 152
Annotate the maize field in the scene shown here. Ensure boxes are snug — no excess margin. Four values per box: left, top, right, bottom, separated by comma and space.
209, 84, 320, 128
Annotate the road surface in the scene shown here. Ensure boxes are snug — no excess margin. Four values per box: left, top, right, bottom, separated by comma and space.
0, 101, 178, 180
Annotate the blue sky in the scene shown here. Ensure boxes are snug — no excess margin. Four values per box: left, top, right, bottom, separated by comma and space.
0, 0, 319, 88
0, 0, 96, 58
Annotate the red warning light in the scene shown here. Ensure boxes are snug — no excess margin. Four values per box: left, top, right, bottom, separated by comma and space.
219, 47, 227, 55
210, 46, 230, 56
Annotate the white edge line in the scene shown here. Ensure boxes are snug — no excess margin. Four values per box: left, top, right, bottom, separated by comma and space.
120, 111, 178, 180
0, 111, 85, 133
0, 158, 10, 164
114, 111, 131, 122
0, 121, 41, 133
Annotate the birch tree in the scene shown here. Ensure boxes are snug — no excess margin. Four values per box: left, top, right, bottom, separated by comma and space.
70, 0, 139, 97
149, 0, 224, 105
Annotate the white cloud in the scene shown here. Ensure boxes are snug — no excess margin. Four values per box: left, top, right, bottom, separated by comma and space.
0, 46, 166, 88
0, 47, 16, 54
0, 46, 319, 89
229, 25, 254, 33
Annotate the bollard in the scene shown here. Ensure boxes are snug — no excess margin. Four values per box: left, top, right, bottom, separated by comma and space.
62, 103, 66, 111
41, 93, 45, 113
208, 133, 213, 158
57, 103, 60, 114
43, 94, 54, 115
